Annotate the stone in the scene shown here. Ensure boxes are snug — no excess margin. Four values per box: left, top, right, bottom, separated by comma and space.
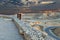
13, 17, 56, 40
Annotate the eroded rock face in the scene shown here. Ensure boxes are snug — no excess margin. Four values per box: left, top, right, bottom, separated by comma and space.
13, 17, 56, 40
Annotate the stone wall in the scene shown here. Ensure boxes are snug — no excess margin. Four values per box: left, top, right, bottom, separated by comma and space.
12, 17, 56, 40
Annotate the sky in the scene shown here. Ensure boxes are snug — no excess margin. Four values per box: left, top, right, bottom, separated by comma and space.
0, 0, 60, 15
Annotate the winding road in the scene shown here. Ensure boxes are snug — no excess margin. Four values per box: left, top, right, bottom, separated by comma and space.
45, 26, 60, 40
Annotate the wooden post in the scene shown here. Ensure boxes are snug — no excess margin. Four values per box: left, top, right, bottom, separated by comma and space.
17, 13, 21, 20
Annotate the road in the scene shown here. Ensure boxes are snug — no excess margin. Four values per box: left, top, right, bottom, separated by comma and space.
0, 18, 24, 40
45, 26, 60, 40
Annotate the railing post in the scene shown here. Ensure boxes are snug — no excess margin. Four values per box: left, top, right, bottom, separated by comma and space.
17, 13, 22, 20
